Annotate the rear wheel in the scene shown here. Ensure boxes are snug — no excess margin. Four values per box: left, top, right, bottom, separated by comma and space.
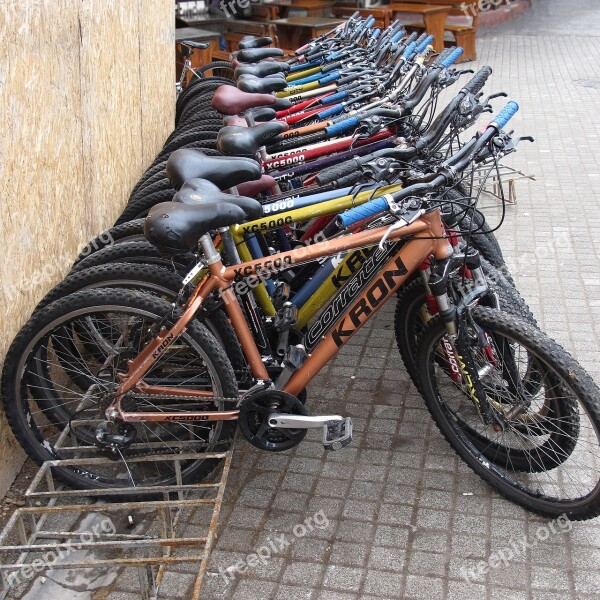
1, 289, 239, 496
416, 306, 600, 520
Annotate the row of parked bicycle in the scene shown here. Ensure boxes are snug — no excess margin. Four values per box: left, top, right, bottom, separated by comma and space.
3, 15, 600, 521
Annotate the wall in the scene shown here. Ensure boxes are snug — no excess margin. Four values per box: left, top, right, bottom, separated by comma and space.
0, 0, 175, 497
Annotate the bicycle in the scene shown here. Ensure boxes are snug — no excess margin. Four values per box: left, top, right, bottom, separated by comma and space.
4, 104, 600, 520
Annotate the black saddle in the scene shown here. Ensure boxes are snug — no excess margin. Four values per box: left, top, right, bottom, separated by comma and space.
217, 122, 289, 157
236, 47, 284, 63
173, 179, 263, 219
238, 36, 273, 50
145, 202, 249, 253
237, 74, 287, 94
235, 62, 289, 79
166, 149, 262, 190
247, 107, 277, 122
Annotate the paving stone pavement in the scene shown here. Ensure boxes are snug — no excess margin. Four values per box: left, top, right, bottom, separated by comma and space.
187, 4, 600, 600
134, 3, 600, 600
102, 2, 600, 599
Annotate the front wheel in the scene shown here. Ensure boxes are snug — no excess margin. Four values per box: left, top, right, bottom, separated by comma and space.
416, 306, 600, 520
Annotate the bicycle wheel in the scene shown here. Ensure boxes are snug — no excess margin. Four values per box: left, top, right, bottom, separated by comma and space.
1, 289, 238, 496
34, 262, 246, 374
70, 240, 195, 275
74, 219, 145, 266
394, 259, 535, 390
416, 306, 600, 520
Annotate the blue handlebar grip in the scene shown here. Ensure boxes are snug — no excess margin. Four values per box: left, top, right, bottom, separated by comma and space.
441, 47, 464, 68
391, 30, 404, 44
402, 41, 417, 59
321, 91, 347, 105
319, 72, 341, 85
492, 101, 520, 129
325, 51, 341, 63
365, 16, 376, 29
318, 104, 345, 119
417, 35, 434, 53
326, 116, 360, 136
372, 28, 381, 40
338, 196, 389, 228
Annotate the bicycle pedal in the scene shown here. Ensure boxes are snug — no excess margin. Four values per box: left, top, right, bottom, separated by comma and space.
266, 413, 353, 450
323, 417, 353, 451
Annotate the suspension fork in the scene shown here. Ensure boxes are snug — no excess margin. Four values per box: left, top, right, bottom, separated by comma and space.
427, 250, 500, 427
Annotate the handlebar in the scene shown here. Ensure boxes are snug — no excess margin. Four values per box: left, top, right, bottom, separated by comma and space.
337, 101, 520, 227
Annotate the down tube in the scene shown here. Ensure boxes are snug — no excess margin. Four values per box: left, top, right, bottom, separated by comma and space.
283, 237, 435, 397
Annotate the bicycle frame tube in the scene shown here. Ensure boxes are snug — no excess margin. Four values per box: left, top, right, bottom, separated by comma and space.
229, 184, 402, 318
109, 210, 451, 423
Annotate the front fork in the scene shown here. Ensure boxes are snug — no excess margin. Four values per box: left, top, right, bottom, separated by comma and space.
426, 249, 502, 428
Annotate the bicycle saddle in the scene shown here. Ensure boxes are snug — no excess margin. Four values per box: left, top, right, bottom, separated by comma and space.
181, 40, 210, 50
247, 107, 277, 122
212, 85, 277, 115
235, 62, 289, 79
238, 36, 273, 50
237, 75, 287, 94
217, 122, 289, 158
145, 202, 250, 253
236, 47, 284, 63
173, 178, 263, 219
166, 149, 262, 190
237, 174, 277, 197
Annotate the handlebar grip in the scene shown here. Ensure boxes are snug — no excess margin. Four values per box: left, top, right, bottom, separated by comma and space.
434, 47, 452, 66
417, 35, 435, 53
338, 196, 389, 228
402, 41, 417, 59
337, 171, 364, 187
441, 47, 464, 68
319, 72, 341, 85
325, 51, 342, 63
391, 30, 404, 44
405, 32, 418, 45
326, 116, 360, 136
318, 103, 345, 119
365, 16, 376, 29
492, 101, 519, 129
463, 66, 492, 95
315, 160, 359, 186
322, 60, 342, 73
321, 91, 347, 105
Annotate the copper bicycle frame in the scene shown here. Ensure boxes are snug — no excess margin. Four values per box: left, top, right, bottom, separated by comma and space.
108, 210, 452, 423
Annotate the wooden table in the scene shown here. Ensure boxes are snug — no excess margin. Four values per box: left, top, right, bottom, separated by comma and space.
257, 0, 334, 19
175, 27, 221, 82
387, 3, 451, 52
270, 16, 345, 49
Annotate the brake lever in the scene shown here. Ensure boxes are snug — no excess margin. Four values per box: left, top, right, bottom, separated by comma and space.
482, 91, 508, 106
454, 68, 475, 77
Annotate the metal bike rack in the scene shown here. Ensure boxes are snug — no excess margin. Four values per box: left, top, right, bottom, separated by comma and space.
0, 445, 236, 599
470, 163, 536, 204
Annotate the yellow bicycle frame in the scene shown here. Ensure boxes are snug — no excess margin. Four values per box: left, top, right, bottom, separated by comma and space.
228, 183, 402, 319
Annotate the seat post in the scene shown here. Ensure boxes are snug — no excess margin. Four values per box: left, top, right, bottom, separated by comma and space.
198, 234, 222, 269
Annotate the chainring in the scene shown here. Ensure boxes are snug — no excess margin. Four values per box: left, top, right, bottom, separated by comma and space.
239, 389, 308, 452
